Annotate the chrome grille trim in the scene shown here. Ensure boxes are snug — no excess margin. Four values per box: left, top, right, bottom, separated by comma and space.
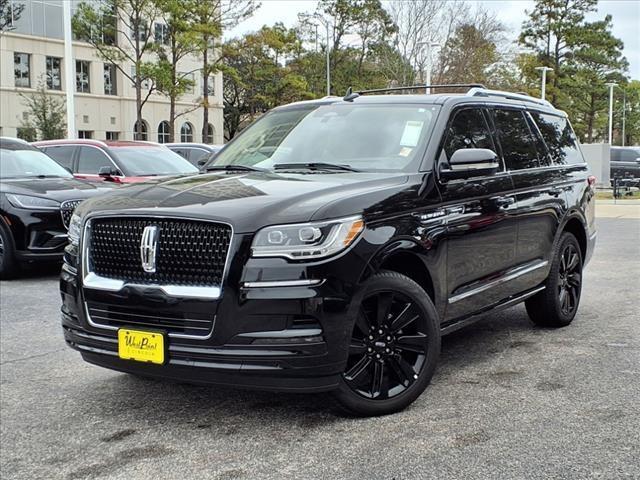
60, 199, 83, 229
80, 214, 233, 301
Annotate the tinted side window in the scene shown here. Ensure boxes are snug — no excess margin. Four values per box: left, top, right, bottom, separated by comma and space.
172, 148, 189, 160
77, 146, 114, 174
42, 145, 75, 170
493, 109, 539, 170
530, 112, 583, 165
443, 108, 494, 160
617, 149, 640, 162
190, 149, 210, 165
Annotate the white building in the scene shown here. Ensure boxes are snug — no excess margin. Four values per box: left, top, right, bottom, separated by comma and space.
0, 0, 224, 144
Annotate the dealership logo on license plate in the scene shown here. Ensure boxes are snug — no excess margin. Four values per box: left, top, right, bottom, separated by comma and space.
118, 329, 165, 365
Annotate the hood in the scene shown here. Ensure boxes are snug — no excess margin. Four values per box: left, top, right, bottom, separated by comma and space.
1, 176, 116, 202
75, 171, 414, 233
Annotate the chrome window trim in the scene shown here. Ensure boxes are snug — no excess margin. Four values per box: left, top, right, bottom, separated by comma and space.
79, 213, 232, 340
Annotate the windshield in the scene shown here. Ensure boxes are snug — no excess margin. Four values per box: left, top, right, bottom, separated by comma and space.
212, 104, 440, 172
0, 148, 73, 179
112, 146, 199, 176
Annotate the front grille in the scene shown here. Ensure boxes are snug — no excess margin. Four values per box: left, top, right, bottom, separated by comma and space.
60, 200, 83, 229
88, 217, 232, 287
86, 301, 214, 337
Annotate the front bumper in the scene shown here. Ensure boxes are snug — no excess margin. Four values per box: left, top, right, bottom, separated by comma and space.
59, 235, 372, 392
3, 206, 68, 262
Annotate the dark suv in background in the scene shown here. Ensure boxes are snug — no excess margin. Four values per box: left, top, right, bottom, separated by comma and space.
60, 86, 596, 416
0, 138, 112, 277
610, 146, 640, 187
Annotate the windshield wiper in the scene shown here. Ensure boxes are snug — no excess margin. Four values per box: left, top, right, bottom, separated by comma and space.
274, 162, 360, 172
205, 164, 266, 172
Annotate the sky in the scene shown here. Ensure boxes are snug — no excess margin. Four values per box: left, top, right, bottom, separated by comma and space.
226, 0, 640, 80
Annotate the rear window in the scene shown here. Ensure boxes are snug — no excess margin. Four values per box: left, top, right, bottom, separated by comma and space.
611, 148, 640, 162
42, 145, 75, 170
110, 146, 199, 176
530, 112, 584, 165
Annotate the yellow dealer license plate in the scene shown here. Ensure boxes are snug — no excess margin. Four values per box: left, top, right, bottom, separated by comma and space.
118, 329, 165, 365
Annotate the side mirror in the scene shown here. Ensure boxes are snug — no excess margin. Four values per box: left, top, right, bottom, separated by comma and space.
197, 158, 208, 167
98, 166, 118, 179
440, 148, 500, 180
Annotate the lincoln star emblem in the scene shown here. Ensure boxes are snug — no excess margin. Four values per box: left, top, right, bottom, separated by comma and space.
140, 225, 159, 273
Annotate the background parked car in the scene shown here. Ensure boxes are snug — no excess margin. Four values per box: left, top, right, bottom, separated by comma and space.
166, 143, 223, 167
610, 146, 640, 187
0, 138, 113, 277
33, 139, 198, 184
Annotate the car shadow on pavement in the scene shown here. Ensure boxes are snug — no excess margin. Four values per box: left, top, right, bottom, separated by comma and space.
70, 306, 540, 426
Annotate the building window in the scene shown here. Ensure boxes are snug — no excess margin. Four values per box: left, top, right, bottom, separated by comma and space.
154, 23, 169, 45
104, 64, 117, 95
78, 130, 93, 139
130, 66, 150, 90
130, 17, 148, 41
205, 75, 215, 96
76, 60, 90, 93
205, 123, 214, 144
158, 121, 170, 143
180, 122, 194, 142
106, 131, 119, 140
181, 72, 195, 94
134, 120, 148, 141
45, 56, 62, 90
14, 53, 31, 88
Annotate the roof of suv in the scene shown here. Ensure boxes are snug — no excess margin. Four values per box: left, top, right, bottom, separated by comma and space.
32, 139, 160, 148
277, 87, 564, 117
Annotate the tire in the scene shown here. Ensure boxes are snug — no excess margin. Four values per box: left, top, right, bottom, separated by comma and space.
0, 225, 17, 279
525, 232, 583, 328
333, 271, 441, 417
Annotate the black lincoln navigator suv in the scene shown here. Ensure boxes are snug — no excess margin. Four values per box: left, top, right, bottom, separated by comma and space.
60, 86, 596, 416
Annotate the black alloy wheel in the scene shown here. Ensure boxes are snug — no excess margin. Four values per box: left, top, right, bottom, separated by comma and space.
344, 291, 427, 399
334, 271, 440, 416
525, 232, 583, 328
0, 225, 16, 279
557, 242, 581, 317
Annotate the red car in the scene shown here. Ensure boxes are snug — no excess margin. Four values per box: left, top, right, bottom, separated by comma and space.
33, 140, 199, 184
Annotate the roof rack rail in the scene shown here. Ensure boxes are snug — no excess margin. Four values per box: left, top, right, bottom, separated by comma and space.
356, 83, 485, 95
467, 87, 553, 108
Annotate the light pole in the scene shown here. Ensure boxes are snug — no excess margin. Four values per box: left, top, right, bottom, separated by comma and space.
62, 0, 75, 139
605, 82, 617, 144
417, 41, 440, 94
621, 87, 627, 146
312, 15, 331, 96
535, 66, 553, 101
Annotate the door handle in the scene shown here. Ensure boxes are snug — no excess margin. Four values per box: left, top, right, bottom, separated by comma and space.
494, 196, 515, 208
548, 187, 563, 196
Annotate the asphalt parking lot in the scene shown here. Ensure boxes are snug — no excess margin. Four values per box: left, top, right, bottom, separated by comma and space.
1, 212, 639, 480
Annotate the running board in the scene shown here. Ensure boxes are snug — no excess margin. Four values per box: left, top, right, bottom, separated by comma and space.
440, 285, 545, 336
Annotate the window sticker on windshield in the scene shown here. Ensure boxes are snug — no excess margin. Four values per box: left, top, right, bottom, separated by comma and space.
399, 147, 412, 157
400, 121, 424, 147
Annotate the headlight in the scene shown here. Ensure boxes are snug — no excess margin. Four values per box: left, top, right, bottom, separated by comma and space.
68, 213, 82, 246
6, 194, 60, 210
252, 215, 364, 260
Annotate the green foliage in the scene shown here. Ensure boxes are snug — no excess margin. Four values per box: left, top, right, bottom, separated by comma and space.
19, 83, 67, 141
0, 0, 24, 31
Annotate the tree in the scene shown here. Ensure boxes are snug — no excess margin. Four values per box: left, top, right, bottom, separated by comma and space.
19, 83, 67, 140
519, 0, 597, 104
298, 0, 396, 95
191, 0, 258, 143
618, 80, 640, 146
561, 16, 628, 142
152, 0, 201, 142
0, 0, 23, 30
222, 25, 312, 140
435, 12, 504, 87
73, 0, 162, 139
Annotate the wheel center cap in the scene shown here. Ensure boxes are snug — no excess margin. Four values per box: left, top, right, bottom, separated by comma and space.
374, 341, 386, 348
